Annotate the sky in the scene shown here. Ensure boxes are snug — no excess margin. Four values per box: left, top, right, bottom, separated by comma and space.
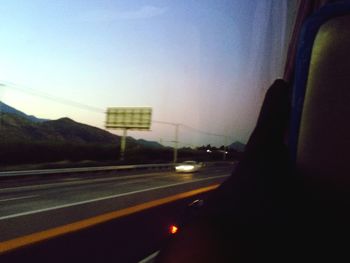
0, 0, 296, 147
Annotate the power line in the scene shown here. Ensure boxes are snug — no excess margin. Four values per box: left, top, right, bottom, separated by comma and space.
180, 123, 234, 139
1, 81, 104, 113
153, 121, 233, 140
1, 81, 234, 141
153, 120, 179, 126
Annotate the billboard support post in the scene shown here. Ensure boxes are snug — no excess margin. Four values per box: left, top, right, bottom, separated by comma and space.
105, 107, 152, 162
120, 128, 127, 161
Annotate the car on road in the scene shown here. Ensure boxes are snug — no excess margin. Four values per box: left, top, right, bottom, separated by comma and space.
175, 161, 203, 173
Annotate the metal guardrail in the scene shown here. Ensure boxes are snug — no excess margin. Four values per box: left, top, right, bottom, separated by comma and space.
0, 161, 236, 178
0, 163, 176, 178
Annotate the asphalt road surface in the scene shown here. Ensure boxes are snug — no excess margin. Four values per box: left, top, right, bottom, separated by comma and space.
1, 191, 213, 263
0, 163, 235, 259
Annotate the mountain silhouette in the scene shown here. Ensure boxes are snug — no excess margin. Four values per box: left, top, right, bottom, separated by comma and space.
228, 141, 246, 152
0, 101, 48, 123
0, 102, 163, 149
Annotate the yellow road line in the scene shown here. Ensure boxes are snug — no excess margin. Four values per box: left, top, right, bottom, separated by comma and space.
0, 184, 219, 254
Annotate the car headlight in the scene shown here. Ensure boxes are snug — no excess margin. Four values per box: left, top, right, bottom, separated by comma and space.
176, 165, 195, 171
183, 165, 194, 170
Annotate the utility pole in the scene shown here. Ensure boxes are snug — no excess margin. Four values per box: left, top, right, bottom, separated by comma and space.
224, 135, 227, 161
153, 120, 180, 164
173, 124, 179, 163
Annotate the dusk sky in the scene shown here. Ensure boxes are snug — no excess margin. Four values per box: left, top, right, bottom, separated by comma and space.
0, 0, 296, 147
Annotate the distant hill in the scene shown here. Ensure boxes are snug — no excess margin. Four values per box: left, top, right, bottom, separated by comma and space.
40, 117, 121, 144
0, 110, 169, 165
0, 101, 48, 123
228, 141, 246, 152
0, 102, 241, 166
136, 139, 163, 149
0, 102, 163, 149
0, 113, 120, 144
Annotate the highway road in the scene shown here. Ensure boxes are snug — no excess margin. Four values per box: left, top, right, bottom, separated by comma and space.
0, 163, 235, 257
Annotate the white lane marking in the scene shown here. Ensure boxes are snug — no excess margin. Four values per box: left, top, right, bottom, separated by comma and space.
115, 178, 152, 186
138, 251, 160, 263
0, 171, 176, 194
0, 195, 38, 203
0, 174, 228, 220
61, 177, 81, 181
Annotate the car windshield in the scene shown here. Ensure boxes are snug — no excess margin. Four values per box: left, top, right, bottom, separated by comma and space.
0, 0, 299, 260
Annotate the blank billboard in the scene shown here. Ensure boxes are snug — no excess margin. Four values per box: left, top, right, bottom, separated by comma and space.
105, 107, 152, 130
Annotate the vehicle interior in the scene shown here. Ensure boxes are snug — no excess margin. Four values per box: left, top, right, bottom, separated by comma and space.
1, 1, 350, 262
156, 1, 350, 262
